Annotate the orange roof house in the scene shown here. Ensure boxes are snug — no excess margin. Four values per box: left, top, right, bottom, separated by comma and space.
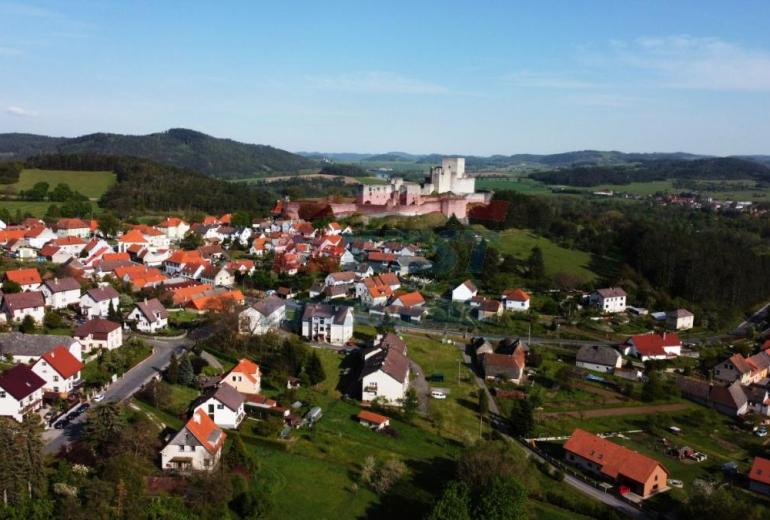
503, 288, 531, 302
185, 409, 227, 453
391, 291, 425, 308
40, 345, 84, 380
749, 457, 770, 495
169, 283, 213, 305
222, 358, 261, 395
357, 410, 390, 430
187, 289, 244, 312
563, 428, 669, 498
4, 268, 42, 287
118, 229, 149, 244
166, 250, 203, 265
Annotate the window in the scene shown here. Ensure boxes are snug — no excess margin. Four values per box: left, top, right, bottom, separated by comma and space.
0, 391, 5, 398
217, 404, 224, 409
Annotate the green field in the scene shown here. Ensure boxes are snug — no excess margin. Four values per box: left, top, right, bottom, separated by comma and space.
476, 176, 555, 195
483, 228, 598, 282
12, 169, 116, 200
0, 200, 98, 218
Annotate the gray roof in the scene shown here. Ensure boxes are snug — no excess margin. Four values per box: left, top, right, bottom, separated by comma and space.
85, 286, 119, 302
360, 347, 409, 383
669, 308, 693, 318
2, 291, 45, 312
251, 295, 285, 317
302, 303, 351, 325
595, 287, 627, 298
576, 345, 621, 367
43, 277, 81, 293
193, 383, 245, 412
135, 298, 168, 323
0, 332, 77, 358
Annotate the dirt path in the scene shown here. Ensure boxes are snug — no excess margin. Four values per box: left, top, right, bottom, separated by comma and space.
541, 402, 691, 419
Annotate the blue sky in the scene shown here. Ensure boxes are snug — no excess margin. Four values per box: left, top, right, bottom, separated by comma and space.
1, 1, 770, 155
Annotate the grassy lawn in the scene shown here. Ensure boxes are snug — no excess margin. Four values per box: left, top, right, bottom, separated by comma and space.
476, 176, 555, 195
483, 228, 597, 282
0, 200, 60, 217
12, 169, 116, 199
403, 333, 483, 444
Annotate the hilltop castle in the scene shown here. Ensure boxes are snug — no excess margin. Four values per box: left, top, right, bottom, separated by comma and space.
276, 157, 492, 221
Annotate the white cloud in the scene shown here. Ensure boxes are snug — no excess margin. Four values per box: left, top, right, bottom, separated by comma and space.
600, 35, 770, 92
5, 105, 37, 117
311, 71, 448, 95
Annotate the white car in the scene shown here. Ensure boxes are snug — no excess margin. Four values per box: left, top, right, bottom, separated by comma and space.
92, 394, 105, 402
431, 390, 447, 399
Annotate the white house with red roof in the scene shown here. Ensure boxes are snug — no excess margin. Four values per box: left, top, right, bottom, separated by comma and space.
624, 332, 682, 361
713, 351, 770, 385
31, 345, 84, 395
160, 409, 226, 472
0, 364, 45, 421
55, 218, 91, 239
502, 288, 531, 312
4, 267, 42, 291
222, 359, 262, 395
157, 217, 190, 241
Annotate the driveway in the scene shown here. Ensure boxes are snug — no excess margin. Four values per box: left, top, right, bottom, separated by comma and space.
409, 359, 429, 414
43, 335, 192, 455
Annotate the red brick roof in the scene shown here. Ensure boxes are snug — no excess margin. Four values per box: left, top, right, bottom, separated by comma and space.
357, 410, 389, 425
5, 268, 42, 285
393, 291, 424, 308
749, 457, 770, 486
41, 345, 83, 379
503, 288, 531, 302
229, 359, 260, 384
564, 428, 668, 484
185, 409, 226, 454
628, 332, 681, 357
0, 364, 45, 400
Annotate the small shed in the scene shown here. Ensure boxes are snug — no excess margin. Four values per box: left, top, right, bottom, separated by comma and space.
357, 410, 390, 431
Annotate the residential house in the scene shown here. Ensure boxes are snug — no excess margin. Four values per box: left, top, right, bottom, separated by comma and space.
186, 289, 244, 312
360, 338, 410, 404
390, 291, 425, 308
127, 298, 168, 333
192, 384, 246, 429
73, 318, 123, 354
2, 291, 45, 323
478, 299, 503, 321
576, 345, 623, 373
157, 217, 190, 241
0, 364, 45, 422
31, 345, 83, 395
0, 333, 82, 364
55, 218, 91, 238
667, 309, 694, 331
325, 271, 357, 287
749, 457, 770, 496
502, 288, 531, 312
563, 428, 669, 498
677, 377, 750, 417
38, 245, 73, 264
116, 229, 150, 253
714, 351, 770, 385
200, 265, 235, 288
301, 304, 354, 345
4, 268, 42, 291
357, 410, 390, 431
239, 296, 285, 335
53, 236, 87, 257
79, 285, 120, 319
590, 287, 627, 314
160, 410, 226, 472
452, 280, 477, 302
394, 256, 432, 275
624, 332, 682, 361
164, 250, 204, 275
480, 344, 527, 383
222, 359, 261, 395
40, 277, 81, 309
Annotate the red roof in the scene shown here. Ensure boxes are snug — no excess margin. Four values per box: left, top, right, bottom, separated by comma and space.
628, 332, 681, 357
357, 410, 390, 425
40, 345, 83, 379
749, 457, 770, 486
118, 229, 148, 243
167, 250, 203, 264
564, 428, 668, 484
56, 218, 89, 230
55, 236, 85, 246
185, 409, 226, 454
5, 268, 42, 285
229, 359, 260, 384
393, 291, 424, 308
503, 288, 531, 302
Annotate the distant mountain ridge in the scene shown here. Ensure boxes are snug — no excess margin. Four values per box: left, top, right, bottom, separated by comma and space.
0, 128, 318, 178
299, 149, 770, 170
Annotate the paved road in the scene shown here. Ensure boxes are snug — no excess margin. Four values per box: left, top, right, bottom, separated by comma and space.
733, 301, 770, 336
43, 335, 191, 455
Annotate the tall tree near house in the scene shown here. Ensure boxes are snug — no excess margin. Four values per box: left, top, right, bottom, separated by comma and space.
509, 399, 534, 437
84, 402, 126, 456
107, 301, 122, 323
19, 315, 36, 333
0, 416, 48, 508
179, 231, 203, 250
98, 212, 122, 237
402, 388, 419, 422
304, 352, 326, 386
427, 481, 472, 520
475, 477, 527, 520
166, 353, 179, 384
178, 354, 194, 386
2, 280, 21, 294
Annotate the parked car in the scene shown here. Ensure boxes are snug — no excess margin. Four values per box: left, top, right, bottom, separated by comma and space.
691, 452, 707, 462
755, 427, 768, 438
93, 394, 105, 402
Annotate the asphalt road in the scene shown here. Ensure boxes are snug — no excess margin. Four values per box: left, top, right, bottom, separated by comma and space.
43, 335, 192, 455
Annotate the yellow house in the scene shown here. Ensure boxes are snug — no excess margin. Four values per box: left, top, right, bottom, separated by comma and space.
222, 358, 261, 395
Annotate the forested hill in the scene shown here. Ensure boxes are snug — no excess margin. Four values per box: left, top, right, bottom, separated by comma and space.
25, 154, 276, 215
0, 129, 318, 178
529, 157, 770, 187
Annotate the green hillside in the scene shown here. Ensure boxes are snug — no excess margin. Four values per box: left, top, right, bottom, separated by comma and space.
13, 169, 116, 200
0, 128, 318, 179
